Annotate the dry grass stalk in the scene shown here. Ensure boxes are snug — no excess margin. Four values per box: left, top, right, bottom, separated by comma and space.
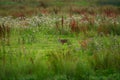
61, 16, 64, 28
97, 24, 109, 36
0, 23, 10, 45
53, 7, 59, 14
69, 18, 79, 33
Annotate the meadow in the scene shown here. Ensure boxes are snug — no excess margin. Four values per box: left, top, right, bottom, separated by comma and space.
0, 0, 120, 80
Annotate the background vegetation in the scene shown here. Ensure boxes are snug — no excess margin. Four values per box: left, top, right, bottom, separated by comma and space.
0, 0, 120, 80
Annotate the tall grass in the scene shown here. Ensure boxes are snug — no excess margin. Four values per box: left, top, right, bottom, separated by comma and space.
0, 6, 120, 80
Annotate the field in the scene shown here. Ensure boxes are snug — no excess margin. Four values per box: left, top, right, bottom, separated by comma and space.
0, 0, 120, 80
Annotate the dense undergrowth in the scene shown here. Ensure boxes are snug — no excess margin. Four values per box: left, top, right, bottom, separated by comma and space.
0, 5, 120, 80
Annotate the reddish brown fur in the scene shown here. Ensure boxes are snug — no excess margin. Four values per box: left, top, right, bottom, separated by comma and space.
79, 38, 92, 48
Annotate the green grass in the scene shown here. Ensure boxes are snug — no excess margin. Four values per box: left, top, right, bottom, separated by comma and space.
0, 21, 120, 80
0, 2, 120, 79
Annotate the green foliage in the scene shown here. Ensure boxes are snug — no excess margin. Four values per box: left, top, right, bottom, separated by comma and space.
0, 6, 120, 80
